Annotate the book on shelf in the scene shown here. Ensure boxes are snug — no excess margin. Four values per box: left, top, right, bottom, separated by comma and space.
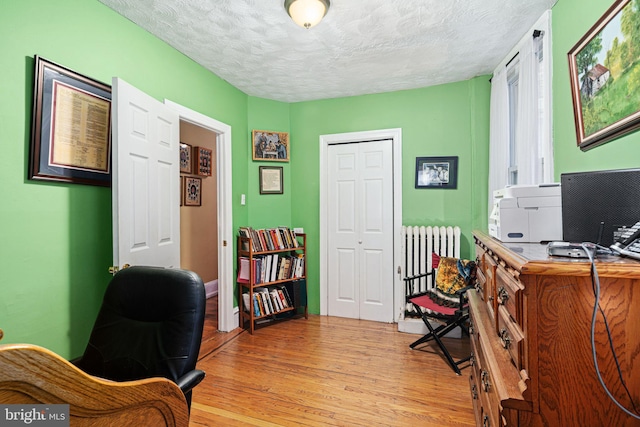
237, 257, 250, 283
238, 226, 302, 253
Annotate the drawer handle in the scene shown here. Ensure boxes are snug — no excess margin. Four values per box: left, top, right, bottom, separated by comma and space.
483, 414, 491, 427
499, 328, 512, 349
471, 383, 478, 400
497, 286, 509, 304
481, 370, 491, 392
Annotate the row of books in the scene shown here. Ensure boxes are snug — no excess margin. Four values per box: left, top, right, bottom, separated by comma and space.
238, 226, 300, 252
237, 253, 304, 284
243, 286, 293, 317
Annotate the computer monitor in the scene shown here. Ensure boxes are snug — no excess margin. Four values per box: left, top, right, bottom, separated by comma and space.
561, 168, 640, 247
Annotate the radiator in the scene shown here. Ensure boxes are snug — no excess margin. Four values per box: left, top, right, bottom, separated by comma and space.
401, 225, 461, 315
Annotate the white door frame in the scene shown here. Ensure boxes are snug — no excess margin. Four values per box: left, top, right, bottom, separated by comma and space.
319, 128, 403, 321
164, 100, 236, 332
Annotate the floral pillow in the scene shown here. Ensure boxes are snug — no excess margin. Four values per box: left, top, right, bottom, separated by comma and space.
429, 256, 476, 306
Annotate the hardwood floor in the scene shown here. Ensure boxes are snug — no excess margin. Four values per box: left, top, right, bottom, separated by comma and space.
198, 296, 244, 360
191, 312, 475, 427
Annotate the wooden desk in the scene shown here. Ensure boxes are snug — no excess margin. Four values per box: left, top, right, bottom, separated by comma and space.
470, 231, 640, 426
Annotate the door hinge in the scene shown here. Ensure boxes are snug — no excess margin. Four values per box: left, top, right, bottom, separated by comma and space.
108, 264, 130, 275
223, 240, 228, 247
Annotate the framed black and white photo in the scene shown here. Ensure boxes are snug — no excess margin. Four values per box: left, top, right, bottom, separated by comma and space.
415, 156, 458, 189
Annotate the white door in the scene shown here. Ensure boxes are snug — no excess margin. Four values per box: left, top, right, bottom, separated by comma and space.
112, 78, 181, 270
327, 140, 394, 322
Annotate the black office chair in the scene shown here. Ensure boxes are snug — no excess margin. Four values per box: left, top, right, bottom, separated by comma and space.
404, 256, 476, 375
74, 266, 206, 410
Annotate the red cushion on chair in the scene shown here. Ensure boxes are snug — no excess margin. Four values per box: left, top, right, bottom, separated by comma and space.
432, 252, 441, 269
409, 294, 458, 316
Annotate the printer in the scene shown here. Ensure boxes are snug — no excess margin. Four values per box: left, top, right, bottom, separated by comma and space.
489, 184, 562, 243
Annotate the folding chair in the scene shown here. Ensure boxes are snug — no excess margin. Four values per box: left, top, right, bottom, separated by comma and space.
404, 256, 476, 375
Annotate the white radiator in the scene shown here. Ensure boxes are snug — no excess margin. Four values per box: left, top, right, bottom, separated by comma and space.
399, 225, 461, 332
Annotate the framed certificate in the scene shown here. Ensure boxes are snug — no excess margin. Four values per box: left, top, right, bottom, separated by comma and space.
29, 56, 112, 186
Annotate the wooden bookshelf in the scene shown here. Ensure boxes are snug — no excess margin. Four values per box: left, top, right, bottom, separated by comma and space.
237, 228, 307, 334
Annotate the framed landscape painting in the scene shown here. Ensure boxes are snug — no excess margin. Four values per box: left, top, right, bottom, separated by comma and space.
568, 0, 640, 150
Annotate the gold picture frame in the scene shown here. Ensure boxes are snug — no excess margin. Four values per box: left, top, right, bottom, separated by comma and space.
252, 130, 289, 161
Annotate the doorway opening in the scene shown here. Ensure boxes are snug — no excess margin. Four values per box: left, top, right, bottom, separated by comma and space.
165, 100, 235, 334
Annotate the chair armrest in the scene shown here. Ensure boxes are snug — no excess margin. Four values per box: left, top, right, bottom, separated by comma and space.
402, 271, 435, 283
176, 369, 206, 395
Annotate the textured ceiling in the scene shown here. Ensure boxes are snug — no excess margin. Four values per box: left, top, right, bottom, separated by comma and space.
98, 0, 558, 103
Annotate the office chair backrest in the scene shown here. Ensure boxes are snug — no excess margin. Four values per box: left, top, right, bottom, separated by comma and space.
76, 266, 206, 388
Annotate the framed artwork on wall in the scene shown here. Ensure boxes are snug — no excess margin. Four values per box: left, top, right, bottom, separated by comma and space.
180, 143, 192, 173
415, 156, 458, 189
184, 176, 202, 206
195, 146, 212, 176
259, 166, 283, 194
252, 130, 289, 161
568, 0, 640, 150
29, 56, 112, 186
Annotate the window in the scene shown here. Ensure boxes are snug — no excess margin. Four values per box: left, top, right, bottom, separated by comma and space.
489, 11, 553, 197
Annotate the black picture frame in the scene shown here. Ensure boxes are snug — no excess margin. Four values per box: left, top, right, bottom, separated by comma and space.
29, 56, 112, 186
568, 0, 640, 151
259, 166, 283, 194
415, 156, 458, 189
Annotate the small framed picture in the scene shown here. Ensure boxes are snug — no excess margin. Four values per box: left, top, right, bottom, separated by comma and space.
415, 156, 458, 189
259, 166, 283, 194
184, 176, 202, 206
252, 130, 289, 162
195, 146, 212, 176
180, 143, 192, 174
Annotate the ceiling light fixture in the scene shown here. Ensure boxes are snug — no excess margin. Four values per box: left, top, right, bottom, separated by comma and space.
284, 0, 330, 29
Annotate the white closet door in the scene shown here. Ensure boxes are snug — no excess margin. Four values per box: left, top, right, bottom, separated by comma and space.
327, 139, 394, 322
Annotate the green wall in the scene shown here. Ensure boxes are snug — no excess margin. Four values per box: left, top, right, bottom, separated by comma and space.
290, 78, 491, 313
247, 97, 292, 228
4, 0, 631, 358
552, 0, 640, 174
1, 0, 249, 358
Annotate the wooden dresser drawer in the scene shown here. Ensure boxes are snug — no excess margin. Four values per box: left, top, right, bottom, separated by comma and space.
497, 305, 524, 370
483, 253, 497, 322
469, 290, 530, 427
475, 267, 487, 302
495, 267, 522, 324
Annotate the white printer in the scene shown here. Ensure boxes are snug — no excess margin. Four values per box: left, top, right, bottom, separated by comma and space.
489, 184, 562, 243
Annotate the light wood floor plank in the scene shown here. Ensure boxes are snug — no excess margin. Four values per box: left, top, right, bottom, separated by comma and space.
191, 315, 475, 426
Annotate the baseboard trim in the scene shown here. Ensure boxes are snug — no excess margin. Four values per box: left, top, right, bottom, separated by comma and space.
204, 279, 218, 299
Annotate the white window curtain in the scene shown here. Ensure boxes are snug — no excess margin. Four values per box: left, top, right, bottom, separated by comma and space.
514, 36, 539, 185
488, 68, 509, 212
